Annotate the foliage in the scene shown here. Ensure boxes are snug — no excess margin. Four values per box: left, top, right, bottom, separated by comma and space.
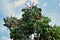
3, 6, 60, 40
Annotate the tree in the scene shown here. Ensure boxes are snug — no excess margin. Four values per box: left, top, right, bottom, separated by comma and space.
3, 5, 60, 40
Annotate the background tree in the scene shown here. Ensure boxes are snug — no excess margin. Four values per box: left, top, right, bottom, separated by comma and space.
3, 5, 60, 40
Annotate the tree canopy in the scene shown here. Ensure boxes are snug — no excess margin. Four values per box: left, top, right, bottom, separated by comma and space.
3, 5, 60, 40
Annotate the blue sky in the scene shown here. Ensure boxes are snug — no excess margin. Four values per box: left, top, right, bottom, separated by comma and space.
0, 0, 60, 40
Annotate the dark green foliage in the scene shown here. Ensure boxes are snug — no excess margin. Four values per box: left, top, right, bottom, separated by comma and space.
3, 5, 60, 40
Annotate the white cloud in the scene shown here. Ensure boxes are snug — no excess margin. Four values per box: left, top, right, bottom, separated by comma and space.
58, 2, 60, 6
3, 0, 16, 17
15, 12, 24, 19
43, 2, 47, 7
49, 12, 56, 26
3, 0, 26, 17
49, 22, 55, 26
0, 0, 24, 33
30, 0, 38, 3
14, 0, 26, 7
30, 0, 38, 5
26, 2, 31, 7
52, 12, 56, 17
2, 36, 13, 40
